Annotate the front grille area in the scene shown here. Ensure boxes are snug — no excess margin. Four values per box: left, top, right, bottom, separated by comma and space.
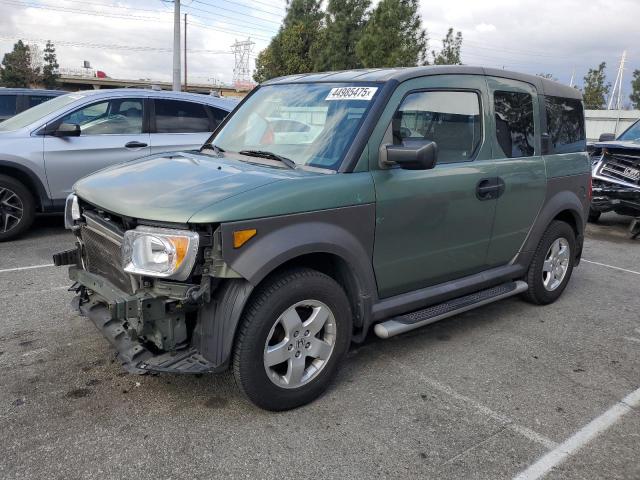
81, 225, 133, 294
599, 152, 640, 186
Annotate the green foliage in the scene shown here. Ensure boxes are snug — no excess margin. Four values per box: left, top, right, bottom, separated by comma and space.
432, 28, 462, 65
355, 0, 427, 68
582, 62, 610, 110
42, 40, 60, 89
314, 0, 370, 71
0, 40, 39, 87
253, 0, 323, 82
630, 69, 640, 109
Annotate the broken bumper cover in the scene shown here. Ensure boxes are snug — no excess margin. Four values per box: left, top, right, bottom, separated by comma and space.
69, 266, 218, 375
591, 185, 640, 214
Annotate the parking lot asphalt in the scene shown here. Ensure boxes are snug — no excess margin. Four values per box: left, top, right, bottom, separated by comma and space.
1, 214, 639, 480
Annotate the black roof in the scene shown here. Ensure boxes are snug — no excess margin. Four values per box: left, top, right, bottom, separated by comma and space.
263, 65, 582, 100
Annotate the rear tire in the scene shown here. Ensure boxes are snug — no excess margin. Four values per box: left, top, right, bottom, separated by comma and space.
232, 267, 352, 411
0, 175, 35, 242
587, 209, 601, 223
522, 220, 576, 305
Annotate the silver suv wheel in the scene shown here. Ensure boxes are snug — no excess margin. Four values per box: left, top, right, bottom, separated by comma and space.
542, 237, 570, 291
0, 186, 24, 234
263, 299, 336, 389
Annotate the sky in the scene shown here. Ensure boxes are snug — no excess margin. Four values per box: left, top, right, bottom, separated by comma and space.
0, 0, 638, 103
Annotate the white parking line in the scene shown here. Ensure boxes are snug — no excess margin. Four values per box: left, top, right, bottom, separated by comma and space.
513, 387, 640, 480
0, 263, 54, 274
582, 259, 640, 276
392, 359, 558, 449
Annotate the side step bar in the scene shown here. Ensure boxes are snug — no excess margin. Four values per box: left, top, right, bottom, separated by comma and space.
374, 281, 528, 339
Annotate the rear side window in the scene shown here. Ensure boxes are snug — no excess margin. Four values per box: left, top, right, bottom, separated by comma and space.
494, 91, 535, 158
208, 106, 228, 129
155, 99, 210, 133
26, 94, 56, 108
544, 96, 585, 154
0, 95, 18, 116
393, 90, 482, 164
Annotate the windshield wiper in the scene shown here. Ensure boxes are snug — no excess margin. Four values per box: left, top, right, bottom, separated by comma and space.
238, 150, 297, 170
202, 143, 225, 156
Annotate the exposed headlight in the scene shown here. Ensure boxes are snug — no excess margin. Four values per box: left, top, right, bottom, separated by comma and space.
64, 194, 81, 229
122, 226, 199, 280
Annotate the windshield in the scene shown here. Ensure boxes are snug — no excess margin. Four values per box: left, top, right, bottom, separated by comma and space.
0, 93, 86, 132
209, 83, 380, 170
618, 120, 640, 142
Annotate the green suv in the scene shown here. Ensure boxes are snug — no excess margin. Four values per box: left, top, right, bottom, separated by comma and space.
56, 66, 590, 410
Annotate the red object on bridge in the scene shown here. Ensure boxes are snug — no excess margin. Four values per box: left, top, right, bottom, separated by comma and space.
96, 70, 107, 78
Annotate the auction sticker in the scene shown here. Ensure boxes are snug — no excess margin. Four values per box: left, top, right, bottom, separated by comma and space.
326, 87, 378, 101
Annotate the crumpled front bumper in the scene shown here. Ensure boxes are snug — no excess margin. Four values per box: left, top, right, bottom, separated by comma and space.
591, 184, 640, 214
69, 266, 217, 374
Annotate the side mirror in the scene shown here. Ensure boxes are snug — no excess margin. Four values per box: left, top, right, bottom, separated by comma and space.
386, 141, 438, 170
598, 133, 615, 142
55, 123, 81, 137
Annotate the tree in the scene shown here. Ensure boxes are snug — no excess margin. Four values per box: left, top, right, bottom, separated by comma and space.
630, 69, 640, 109
432, 28, 462, 65
42, 40, 60, 89
355, 0, 427, 68
253, 0, 323, 82
0, 40, 39, 87
314, 0, 370, 71
582, 62, 610, 110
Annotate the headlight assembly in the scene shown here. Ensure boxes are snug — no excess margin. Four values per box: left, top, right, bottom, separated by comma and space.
122, 226, 199, 280
64, 194, 81, 229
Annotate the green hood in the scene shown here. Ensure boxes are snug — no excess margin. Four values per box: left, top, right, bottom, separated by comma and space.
74, 151, 376, 224
73, 152, 298, 223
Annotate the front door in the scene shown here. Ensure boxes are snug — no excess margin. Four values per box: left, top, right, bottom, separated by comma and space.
371, 76, 498, 298
43, 97, 150, 200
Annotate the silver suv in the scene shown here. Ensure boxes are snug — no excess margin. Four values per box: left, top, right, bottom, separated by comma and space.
0, 89, 237, 240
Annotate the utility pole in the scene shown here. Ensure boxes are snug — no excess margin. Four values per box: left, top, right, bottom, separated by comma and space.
184, 13, 187, 92
172, 0, 181, 91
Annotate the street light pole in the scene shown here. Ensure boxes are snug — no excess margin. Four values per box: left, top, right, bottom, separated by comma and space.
172, 0, 181, 91
184, 13, 187, 92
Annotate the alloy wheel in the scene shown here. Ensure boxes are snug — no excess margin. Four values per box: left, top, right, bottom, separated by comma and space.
263, 299, 336, 389
542, 237, 570, 291
0, 187, 23, 234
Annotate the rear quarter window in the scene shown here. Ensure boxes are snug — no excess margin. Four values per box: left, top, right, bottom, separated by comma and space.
494, 91, 535, 158
544, 96, 586, 154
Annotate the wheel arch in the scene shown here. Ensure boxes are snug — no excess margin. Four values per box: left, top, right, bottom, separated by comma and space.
0, 160, 50, 211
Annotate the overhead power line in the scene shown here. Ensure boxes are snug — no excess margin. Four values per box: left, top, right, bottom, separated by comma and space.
192, 0, 284, 19
0, 34, 233, 55
0, 0, 274, 42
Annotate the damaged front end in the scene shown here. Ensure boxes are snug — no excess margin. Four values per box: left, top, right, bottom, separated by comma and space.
54, 195, 249, 374
590, 145, 640, 238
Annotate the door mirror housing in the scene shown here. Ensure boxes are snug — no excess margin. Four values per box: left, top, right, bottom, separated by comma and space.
598, 132, 616, 142
55, 123, 81, 137
386, 141, 438, 170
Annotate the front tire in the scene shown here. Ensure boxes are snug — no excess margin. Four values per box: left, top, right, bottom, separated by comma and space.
0, 175, 35, 242
522, 220, 576, 305
233, 268, 352, 411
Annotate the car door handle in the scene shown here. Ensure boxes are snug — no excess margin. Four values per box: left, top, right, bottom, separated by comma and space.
125, 141, 148, 149
476, 177, 505, 200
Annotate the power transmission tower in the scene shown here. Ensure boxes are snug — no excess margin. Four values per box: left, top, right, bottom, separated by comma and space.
607, 50, 627, 110
231, 39, 254, 90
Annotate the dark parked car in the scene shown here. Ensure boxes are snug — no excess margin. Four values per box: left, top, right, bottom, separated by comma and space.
0, 88, 63, 122
589, 119, 640, 238
56, 66, 590, 410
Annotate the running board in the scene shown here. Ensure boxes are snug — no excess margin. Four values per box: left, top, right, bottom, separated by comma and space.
374, 281, 528, 339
